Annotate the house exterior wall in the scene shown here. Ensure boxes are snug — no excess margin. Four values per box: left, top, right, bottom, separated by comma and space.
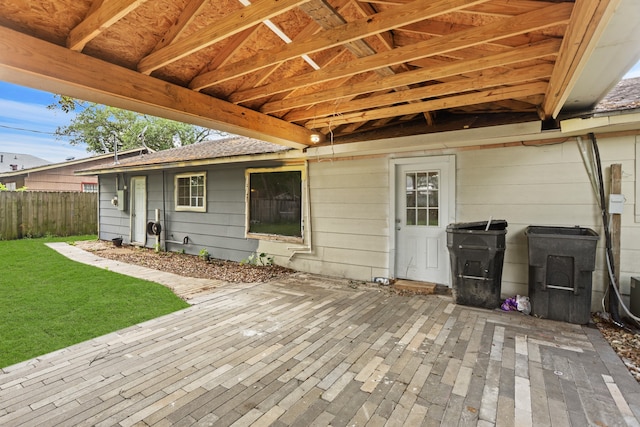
455, 139, 606, 308
95, 133, 640, 312
258, 157, 391, 281
98, 166, 260, 262
23, 165, 98, 191
0, 151, 147, 192
259, 134, 640, 311
455, 134, 640, 311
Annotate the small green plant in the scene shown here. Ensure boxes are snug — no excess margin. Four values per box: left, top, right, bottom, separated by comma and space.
199, 248, 210, 260
179, 248, 186, 254
241, 252, 274, 266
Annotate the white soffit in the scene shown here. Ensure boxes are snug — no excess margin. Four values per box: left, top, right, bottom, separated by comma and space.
562, 0, 640, 112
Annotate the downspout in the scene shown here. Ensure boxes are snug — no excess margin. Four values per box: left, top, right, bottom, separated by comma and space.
288, 160, 313, 260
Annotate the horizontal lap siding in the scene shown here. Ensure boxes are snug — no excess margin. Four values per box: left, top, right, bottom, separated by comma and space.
98, 175, 129, 242
277, 158, 390, 282
157, 168, 257, 261
98, 169, 258, 261
456, 136, 639, 309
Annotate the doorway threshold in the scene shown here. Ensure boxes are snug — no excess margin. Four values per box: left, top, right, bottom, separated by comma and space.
393, 280, 437, 295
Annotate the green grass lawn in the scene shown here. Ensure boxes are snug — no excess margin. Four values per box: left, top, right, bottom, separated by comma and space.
0, 236, 190, 368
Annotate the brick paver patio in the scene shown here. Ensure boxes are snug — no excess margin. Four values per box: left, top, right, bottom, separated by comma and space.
1, 244, 639, 426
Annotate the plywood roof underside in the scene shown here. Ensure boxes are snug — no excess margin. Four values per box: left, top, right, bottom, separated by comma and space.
0, 0, 620, 148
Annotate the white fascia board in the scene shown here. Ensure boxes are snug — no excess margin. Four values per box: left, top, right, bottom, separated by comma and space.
560, 112, 640, 135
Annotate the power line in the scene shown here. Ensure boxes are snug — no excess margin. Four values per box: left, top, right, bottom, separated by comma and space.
0, 123, 61, 136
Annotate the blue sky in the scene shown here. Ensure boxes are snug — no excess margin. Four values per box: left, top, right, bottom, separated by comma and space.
2, 62, 640, 164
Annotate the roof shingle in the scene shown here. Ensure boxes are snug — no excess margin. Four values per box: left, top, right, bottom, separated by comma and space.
82, 137, 292, 171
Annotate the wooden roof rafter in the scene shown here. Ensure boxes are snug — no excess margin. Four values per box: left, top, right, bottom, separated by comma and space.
1, 0, 628, 148
190, 0, 486, 91
262, 38, 561, 114
288, 62, 553, 122
67, 0, 149, 51
232, 3, 572, 104
137, 0, 310, 74
307, 81, 548, 128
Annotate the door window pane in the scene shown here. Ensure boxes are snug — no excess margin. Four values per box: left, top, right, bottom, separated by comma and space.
405, 170, 439, 227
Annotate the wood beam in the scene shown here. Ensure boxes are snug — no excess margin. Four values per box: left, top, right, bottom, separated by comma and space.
366, 0, 550, 16
261, 38, 561, 113
286, 63, 553, 122
137, 0, 309, 75
150, 0, 209, 53
299, 0, 389, 68
189, 0, 486, 90
0, 26, 313, 149
67, 0, 148, 51
231, 3, 572, 103
351, 0, 394, 50
305, 81, 547, 128
542, 0, 620, 119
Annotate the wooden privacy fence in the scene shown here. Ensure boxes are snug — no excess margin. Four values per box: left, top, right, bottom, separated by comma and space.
0, 192, 97, 240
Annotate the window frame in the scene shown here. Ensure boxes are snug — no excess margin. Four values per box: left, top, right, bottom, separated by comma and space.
245, 165, 306, 243
81, 182, 98, 193
174, 171, 207, 212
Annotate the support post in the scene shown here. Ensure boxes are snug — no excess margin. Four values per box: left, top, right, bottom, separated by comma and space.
611, 163, 622, 289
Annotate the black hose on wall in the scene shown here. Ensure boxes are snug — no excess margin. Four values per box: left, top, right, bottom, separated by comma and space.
590, 132, 624, 327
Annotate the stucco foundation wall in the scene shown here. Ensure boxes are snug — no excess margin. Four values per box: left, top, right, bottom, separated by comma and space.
456, 135, 640, 311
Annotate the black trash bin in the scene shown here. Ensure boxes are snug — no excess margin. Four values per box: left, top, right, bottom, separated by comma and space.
446, 220, 508, 309
525, 226, 599, 324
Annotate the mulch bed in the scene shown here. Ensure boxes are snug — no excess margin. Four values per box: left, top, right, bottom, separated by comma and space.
75, 240, 293, 283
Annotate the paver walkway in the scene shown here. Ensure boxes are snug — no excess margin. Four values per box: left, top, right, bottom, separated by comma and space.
1, 245, 639, 426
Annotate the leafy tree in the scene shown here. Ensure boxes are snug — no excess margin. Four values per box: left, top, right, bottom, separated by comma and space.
0, 183, 27, 191
48, 96, 224, 153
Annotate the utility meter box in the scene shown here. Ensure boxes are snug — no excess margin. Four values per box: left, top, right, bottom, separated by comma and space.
116, 189, 127, 211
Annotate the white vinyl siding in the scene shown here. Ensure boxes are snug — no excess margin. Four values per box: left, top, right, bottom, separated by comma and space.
456, 136, 638, 310
260, 158, 390, 282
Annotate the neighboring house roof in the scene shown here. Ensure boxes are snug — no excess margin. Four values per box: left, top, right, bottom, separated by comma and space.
0, 152, 50, 173
0, 147, 151, 178
78, 137, 295, 174
593, 77, 640, 113
559, 77, 640, 135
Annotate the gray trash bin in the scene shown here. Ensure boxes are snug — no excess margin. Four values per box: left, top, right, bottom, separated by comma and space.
446, 220, 507, 309
525, 226, 599, 324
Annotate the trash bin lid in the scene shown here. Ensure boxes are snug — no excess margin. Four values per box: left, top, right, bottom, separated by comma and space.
525, 225, 599, 240
446, 220, 507, 231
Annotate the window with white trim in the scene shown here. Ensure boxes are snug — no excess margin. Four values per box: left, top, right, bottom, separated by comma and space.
82, 183, 98, 193
246, 166, 304, 241
175, 172, 206, 212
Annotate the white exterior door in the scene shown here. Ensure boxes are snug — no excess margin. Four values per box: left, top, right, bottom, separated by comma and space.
394, 156, 455, 285
130, 176, 147, 246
